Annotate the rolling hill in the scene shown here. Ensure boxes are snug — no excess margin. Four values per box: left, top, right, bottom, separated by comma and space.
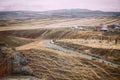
0, 9, 120, 80
0, 9, 120, 20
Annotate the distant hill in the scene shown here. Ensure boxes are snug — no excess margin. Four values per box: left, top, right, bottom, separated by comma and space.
0, 9, 120, 20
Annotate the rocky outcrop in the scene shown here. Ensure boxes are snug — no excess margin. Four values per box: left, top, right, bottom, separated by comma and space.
0, 42, 12, 76
11, 52, 33, 75
0, 42, 33, 77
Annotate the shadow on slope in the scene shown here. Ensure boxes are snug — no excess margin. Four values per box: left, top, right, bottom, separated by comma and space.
0, 32, 34, 47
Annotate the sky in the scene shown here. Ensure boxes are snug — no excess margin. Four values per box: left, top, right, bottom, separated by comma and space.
0, 0, 120, 12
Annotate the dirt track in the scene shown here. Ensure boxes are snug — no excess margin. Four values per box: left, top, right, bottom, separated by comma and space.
41, 40, 120, 67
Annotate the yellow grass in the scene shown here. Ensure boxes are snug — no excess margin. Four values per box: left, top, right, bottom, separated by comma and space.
0, 16, 120, 31
57, 39, 120, 50
16, 40, 77, 57
0, 16, 120, 79
22, 48, 120, 80
55, 39, 120, 64
0, 34, 34, 47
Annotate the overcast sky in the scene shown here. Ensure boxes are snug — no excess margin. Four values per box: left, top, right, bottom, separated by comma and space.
0, 0, 120, 12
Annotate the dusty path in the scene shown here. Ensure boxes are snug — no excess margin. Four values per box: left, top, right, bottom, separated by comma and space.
40, 40, 120, 67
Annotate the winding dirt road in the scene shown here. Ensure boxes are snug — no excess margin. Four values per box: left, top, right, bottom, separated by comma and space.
40, 40, 120, 67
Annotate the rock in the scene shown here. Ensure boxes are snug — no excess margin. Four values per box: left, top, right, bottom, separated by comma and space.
0, 43, 13, 76
0, 43, 33, 77
11, 52, 33, 75
21, 66, 33, 75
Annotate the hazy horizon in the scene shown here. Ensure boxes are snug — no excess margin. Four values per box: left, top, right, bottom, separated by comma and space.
0, 0, 120, 12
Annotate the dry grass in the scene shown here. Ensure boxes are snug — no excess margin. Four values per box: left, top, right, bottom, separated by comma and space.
15, 39, 120, 80
0, 33, 119, 80
0, 33, 34, 47
56, 39, 120, 49
1, 29, 102, 40
0, 16, 120, 31
16, 41, 39, 50
3, 34, 119, 80
16, 40, 78, 57
55, 39, 120, 64
21, 48, 120, 80
0, 16, 120, 79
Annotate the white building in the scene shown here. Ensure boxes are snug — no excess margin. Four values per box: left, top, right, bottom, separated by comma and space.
100, 25, 109, 31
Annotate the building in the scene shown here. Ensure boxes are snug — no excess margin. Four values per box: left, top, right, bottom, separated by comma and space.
100, 25, 109, 31
95, 24, 108, 31
70, 26, 86, 30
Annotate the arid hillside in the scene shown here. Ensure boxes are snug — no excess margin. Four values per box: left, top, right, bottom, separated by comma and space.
55, 39, 120, 64
21, 48, 120, 80
0, 16, 120, 80
0, 29, 102, 39
0, 16, 120, 31
0, 33, 34, 47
